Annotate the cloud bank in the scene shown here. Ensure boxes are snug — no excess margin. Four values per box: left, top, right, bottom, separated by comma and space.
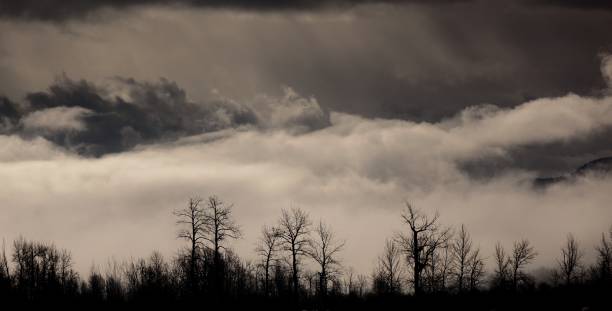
1, 61, 612, 275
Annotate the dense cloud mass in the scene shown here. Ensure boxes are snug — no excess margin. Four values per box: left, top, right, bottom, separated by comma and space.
0, 1, 477, 21
1, 99, 612, 275
1, 58, 612, 275
2, 0, 612, 22
1, 0, 612, 279
0, 76, 329, 155
1, 2, 611, 125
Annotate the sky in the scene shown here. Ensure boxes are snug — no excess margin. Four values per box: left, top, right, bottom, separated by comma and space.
1, 0, 612, 277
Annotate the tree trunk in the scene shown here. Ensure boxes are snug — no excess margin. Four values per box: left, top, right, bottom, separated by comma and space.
413, 231, 421, 295
292, 249, 298, 298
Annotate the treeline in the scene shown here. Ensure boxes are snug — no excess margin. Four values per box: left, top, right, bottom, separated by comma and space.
1, 196, 611, 310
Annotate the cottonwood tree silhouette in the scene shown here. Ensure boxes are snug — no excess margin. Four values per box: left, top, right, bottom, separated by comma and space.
308, 220, 345, 301
557, 234, 583, 286
1, 198, 612, 310
395, 203, 451, 295
256, 225, 281, 297
278, 207, 311, 301
174, 197, 205, 295
202, 195, 242, 299
372, 239, 403, 295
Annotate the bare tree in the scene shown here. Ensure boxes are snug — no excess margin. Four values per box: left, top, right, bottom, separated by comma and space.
11, 237, 78, 299
0, 240, 10, 290
344, 267, 356, 295
557, 234, 583, 286
356, 274, 368, 297
595, 229, 612, 282
256, 225, 281, 296
424, 240, 452, 293
452, 224, 473, 292
203, 195, 242, 261
278, 207, 312, 297
493, 242, 511, 289
467, 248, 486, 291
173, 197, 205, 293
396, 202, 451, 295
510, 239, 537, 290
202, 195, 242, 293
0, 240, 9, 276
308, 220, 345, 298
373, 239, 404, 295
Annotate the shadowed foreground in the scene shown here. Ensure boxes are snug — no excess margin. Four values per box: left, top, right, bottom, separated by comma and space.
1, 196, 611, 310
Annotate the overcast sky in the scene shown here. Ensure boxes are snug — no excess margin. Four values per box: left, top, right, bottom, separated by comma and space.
1, 0, 612, 276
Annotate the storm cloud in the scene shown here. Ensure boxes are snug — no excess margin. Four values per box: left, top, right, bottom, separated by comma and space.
0, 76, 329, 155
1, 1, 611, 126
2, 0, 612, 22
2, 53, 612, 175
0, 0, 475, 21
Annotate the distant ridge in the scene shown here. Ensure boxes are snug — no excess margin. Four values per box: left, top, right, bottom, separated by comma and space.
533, 156, 612, 187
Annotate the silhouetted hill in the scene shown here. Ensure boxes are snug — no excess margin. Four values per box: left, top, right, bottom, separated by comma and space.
534, 156, 612, 187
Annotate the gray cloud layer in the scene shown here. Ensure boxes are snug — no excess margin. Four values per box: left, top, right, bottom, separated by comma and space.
2, 53, 612, 175
0, 0, 473, 21
2, 0, 612, 22
1, 2, 610, 124
0, 76, 329, 155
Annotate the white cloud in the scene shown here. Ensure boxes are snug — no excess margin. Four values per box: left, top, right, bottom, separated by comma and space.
22, 106, 92, 132
250, 86, 329, 132
446, 94, 612, 154
0, 135, 67, 161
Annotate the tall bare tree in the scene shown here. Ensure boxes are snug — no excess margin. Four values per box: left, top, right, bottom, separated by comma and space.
493, 242, 511, 289
467, 248, 486, 291
558, 233, 583, 286
278, 207, 311, 297
344, 267, 356, 295
0, 240, 10, 291
424, 240, 452, 292
173, 197, 205, 293
396, 202, 450, 295
256, 225, 281, 296
0, 240, 8, 275
510, 239, 537, 290
344, 267, 369, 297
373, 239, 404, 295
308, 220, 345, 298
452, 224, 474, 292
203, 195, 242, 261
356, 274, 368, 297
595, 229, 612, 282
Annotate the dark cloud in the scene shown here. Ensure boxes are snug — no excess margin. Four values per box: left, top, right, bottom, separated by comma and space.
0, 0, 469, 21
1, 2, 611, 124
536, 0, 612, 11
3, 0, 612, 23
0, 96, 20, 132
0, 0, 611, 174
0, 76, 330, 156
300, 1, 612, 122
460, 126, 612, 179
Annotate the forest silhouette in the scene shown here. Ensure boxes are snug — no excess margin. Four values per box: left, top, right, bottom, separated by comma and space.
1, 195, 611, 310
